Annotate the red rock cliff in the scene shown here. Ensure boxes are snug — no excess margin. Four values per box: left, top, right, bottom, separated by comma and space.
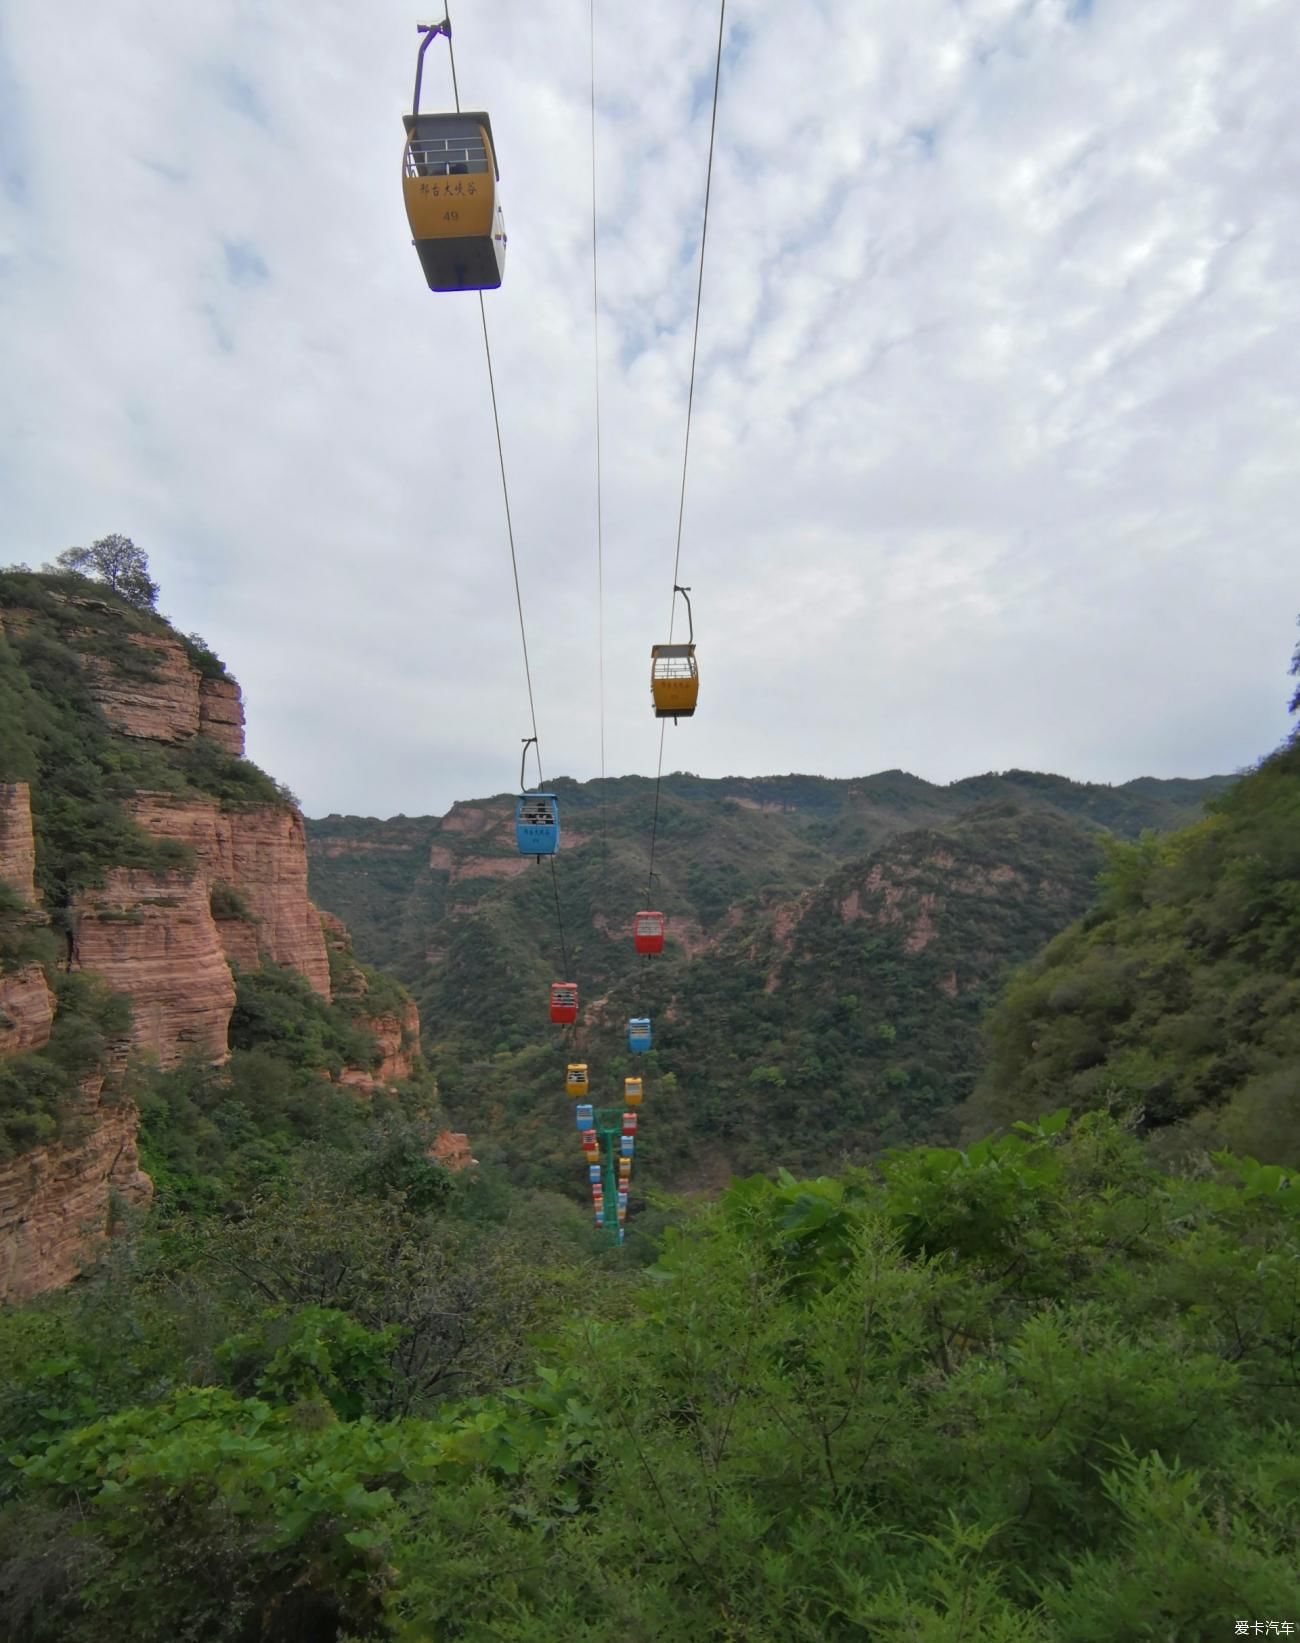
83, 632, 246, 756
0, 781, 39, 904
126, 795, 332, 999
72, 866, 238, 1066
0, 1067, 152, 1302
0, 783, 55, 1056
0, 599, 422, 1300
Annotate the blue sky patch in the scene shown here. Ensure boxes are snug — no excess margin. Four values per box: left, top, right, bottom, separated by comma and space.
208, 63, 270, 128
0, 32, 28, 205
223, 240, 270, 287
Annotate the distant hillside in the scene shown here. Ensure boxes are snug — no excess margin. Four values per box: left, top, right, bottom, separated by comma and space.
307, 767, 1230, 1188
965, 736, 1300, 1164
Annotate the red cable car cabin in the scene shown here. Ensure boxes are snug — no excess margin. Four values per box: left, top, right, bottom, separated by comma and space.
633, 911, 665, 955
550, 982, 578, 1025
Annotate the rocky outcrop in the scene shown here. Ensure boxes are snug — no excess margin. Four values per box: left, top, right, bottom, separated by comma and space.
64, 797, 331, 1069
0, 1070, 152, 1302
431, 1131, 477, 1171
367, 997, 420, 1084
199, 677, 246, 757
78, 632, 246, 757
0, 783, 54, 1054
0, 782, 39, 904
83, 634, 203, 743
127, 795, 331, 999
0, 965, 56, 1055
73, 868, 237, 1066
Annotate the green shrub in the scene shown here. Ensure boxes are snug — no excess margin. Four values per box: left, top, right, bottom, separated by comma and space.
0, 973, 133, 1159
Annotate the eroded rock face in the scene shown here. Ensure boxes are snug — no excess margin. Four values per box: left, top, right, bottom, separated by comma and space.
0, 785, 54, 1053
75, 629, 248, 757
0, 964, 56, 1055
431, 1131, 477, 1171
0, 782, 39, 903
83, 633, 203, 743
127, 796, 332, 999
73, 868, 237, 1067
0, 1073, 153, 1302
335, 990, 421, 1091
368, 998, 421, 1083
199, 677, 246, 757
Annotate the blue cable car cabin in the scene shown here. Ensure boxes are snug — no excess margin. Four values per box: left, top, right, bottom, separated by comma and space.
515, 792, 560, 858
627, 1017, 652, 1053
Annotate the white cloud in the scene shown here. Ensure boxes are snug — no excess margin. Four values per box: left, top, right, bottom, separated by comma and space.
1, 0, 1296, 817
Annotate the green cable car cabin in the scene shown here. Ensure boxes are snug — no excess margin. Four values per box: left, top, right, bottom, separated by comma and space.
402, 111, 506, 291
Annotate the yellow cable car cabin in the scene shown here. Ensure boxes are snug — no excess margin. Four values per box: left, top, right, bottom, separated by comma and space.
402, 111, 506, 291
624, 1077, 643, 1106
652, 584, 699, 721
566, 1063, 589, 1099
651, 644, 698, 720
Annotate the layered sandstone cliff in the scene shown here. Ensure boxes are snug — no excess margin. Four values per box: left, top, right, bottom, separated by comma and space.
64, 797, 332, 1070
0, 783, 55, 1055
0, 964, 56, 1055
0, 590, 434, 1300
72, 867, 238, 1065
126, 795, 331, 999
83, 632, 246, 756
0, 781, 39, 904
0, 1068, 153, 1301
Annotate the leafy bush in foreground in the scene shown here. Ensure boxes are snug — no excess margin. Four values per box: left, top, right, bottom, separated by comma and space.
1, 1114, 1296, 1642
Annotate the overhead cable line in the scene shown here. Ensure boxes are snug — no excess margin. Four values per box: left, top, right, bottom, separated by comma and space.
645, 0, 726, 900
440, 2, 571, 979
590, 0, 609, 883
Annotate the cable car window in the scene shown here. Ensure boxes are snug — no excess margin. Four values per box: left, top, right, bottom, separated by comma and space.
519, 798, 555, 826
405, 136, 490, 179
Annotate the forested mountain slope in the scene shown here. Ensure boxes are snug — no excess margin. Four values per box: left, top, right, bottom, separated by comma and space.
965, 734, 1300, 1164
308, 769, 1229, 1188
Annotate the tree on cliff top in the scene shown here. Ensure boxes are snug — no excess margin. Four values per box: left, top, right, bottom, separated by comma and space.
53, 534, 159, 612
1289, 614, 1299, 721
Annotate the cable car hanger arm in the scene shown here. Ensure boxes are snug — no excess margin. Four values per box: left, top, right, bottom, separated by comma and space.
673, 584, 694, 645
520, 734, 540, 793
412, 19, 451, 118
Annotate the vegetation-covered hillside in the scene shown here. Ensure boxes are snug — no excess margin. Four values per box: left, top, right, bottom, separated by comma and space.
0, 566, 291, 910
967, 734, 1300, 1165
2, 1112, 1297, 1641
307, 769, 1229, 1190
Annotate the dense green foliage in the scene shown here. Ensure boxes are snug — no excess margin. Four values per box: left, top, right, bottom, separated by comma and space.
2, 1113, 1297, 1641
968, 738, 1300, 1164
0, 972, 131, 1158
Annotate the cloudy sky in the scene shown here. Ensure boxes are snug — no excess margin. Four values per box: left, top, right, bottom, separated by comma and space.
1, 0, 1297, 818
